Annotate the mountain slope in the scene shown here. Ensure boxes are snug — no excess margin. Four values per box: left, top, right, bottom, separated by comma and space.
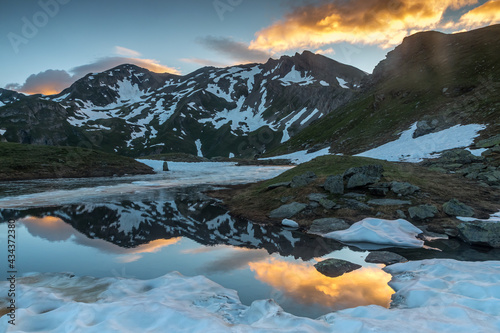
268, 24, 500, 156
0, 52, 366, 158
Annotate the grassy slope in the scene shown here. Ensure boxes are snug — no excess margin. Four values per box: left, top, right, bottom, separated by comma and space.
213, 155, 500, 231
266, 25, 500, 157
0, 142, 154, 181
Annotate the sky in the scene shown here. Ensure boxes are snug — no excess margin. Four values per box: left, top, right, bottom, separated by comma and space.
0, 0, 498, 95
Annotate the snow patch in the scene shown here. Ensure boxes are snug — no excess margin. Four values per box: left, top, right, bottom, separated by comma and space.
356, 123, 486, 162
195, 139, 203, 157
336, 77, 349, 89
282, 219, 299, 228
0, 129, 5, 136
280, 66, 315, 86
325, 218, 424, 248
260, 147, 331, 164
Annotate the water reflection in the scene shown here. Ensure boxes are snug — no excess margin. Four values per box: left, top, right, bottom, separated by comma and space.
1, 188, 343, 261
249, 258, 394, 311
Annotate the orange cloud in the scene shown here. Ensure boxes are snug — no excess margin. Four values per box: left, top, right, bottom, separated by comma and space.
458, 0, 500, 27
249, 0, 486, 51
248, 258, 394, 310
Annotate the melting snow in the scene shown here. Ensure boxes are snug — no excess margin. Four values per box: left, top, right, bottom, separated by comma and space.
0, 129, 6, 136
280, 66, 315, 86
356, 122, 486, 162
324, 218, 424, 249
3, 259, 500, 332
260, 147, 331, 164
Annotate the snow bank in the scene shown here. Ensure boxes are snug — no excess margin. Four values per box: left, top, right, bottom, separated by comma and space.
260, 147, 331, 164
3, 259, 500, 332
356, 123, 486, 162
324, 218, 424, 248
457, 210, 500, 223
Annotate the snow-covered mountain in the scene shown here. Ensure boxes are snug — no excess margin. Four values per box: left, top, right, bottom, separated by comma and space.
0, 51, 366, 157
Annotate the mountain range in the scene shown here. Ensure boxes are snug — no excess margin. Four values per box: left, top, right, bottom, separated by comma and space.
1, 24, 499, 159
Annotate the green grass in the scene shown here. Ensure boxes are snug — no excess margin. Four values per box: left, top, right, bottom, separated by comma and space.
0, 142, 154, 181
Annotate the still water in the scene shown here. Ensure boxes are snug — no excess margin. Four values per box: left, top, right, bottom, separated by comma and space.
1, 163, 498, 318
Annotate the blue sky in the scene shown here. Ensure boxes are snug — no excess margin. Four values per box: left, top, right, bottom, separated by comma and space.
0, 0, 497, 94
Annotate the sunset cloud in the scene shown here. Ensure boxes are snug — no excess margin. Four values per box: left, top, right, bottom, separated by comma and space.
5, 56, 180, 95
249, 0, 497, 52
115, 46, 142, 57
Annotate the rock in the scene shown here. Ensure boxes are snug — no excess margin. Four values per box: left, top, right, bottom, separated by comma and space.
343, 192, 366, 199
269, 202, 307, 219
368, 186, 389, 196
319, 198, 336, 210
344, 164, 384, 189
368, 199, 412, 206
314, 258, 362, 278
308, 193, 328, 202
439, 149, 482, 165
396, 209, 407, 219
442, 199, 475, 217
267, 182, 291, 190
290, 171, 317, 188
413, 120, 438, 138
458, 221, 500, 248
323, 175, 344, 194
390, 182, 420, 196
342, 198, 371, 210
344, 164, 384, 179
476, 134, 500, 148
280, 196, 293, 203
282, 219, 299, 228
408, 204, 438, 220
347, 173, 379, 189
365, 251, 408, 265
162, 161, 169, 171
309, 218, 350, 234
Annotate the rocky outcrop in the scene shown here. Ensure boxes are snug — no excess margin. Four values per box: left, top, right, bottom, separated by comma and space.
323, 175, 344, 194
290, 171, 317, 188
458, 221, 500, 248
314, 258, 362, 278
308, 218, 349, 234
390, 182, 420, 196
162, 161, 169, 171
408, 204, 438, 220
268, 202, 307, 219
344, 164, 384, 189
443, 199, 475, 217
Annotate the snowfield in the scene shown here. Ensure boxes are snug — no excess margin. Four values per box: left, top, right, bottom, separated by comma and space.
2, 259, 499, 332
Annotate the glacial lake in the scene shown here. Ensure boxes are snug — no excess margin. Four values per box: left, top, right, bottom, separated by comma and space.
1, 162, 499, 319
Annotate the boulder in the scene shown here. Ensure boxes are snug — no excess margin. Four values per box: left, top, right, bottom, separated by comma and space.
162, 161, 169, 171
408, 204, 438, 220
308, 193, 328, 202
476, 134, 500, 148
342, 198, 371, 210
458, 221, 500, 248
396, 209, 407, 219
267, 182, 291, 190
269, 202, 307, 219
442, 199, 475, 217
318, 198, 336, 210
290, 171, 317, 188
368, 199, 412, 206
309, 218, 350, 234
390, 182, 420, 196
323, 175, 344, 194
365, 251, 408, 265
439, 149, 481, 165
344, 164, 384, 189
314, 258, 362, 278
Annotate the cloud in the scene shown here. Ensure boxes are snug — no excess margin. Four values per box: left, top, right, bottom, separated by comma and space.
180, 57, 228, 68
314, 47, 335, 55
115, 46, 142, 57
5, 70, 74, 95
197, 36, 272, 63
249, 0, 494, 51
456, 0, 500, 27
5, 56, 180, 95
